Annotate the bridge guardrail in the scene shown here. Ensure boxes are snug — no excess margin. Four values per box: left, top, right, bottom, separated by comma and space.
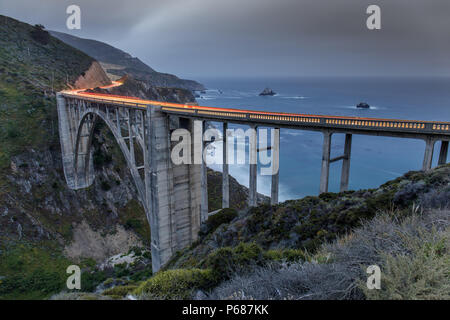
61, 93, 450, 135
161, 105, 450, 134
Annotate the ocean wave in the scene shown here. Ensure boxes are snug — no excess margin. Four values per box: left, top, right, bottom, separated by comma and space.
339, 105, 383, 110
198, 95, 243, 100
283, 131, 304, 137
280, 96, 309, 99
198, 96, 216, 100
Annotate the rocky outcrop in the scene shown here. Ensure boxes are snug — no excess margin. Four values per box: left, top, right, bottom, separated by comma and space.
357, 102, 370, 109
259, 88, 276, 96
64, 220, 143, 262
74, 61, 111, 89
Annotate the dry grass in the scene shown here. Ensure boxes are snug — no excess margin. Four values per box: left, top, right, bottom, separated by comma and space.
209, 210, 449, 300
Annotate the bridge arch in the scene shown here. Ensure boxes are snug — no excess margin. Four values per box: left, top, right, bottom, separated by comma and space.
57, 94, 204, 272
73, 108, 147, 212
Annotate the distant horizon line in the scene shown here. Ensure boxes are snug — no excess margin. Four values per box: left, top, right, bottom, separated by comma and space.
191, 75, 450, 80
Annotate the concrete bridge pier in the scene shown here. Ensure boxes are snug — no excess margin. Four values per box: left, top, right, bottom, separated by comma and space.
145, 110, 202, 271
145, 107, 176, 271
249, 124, 258, 207
201, 121, 208, 221
422, 137, 435, 171
320, 132, 353, 194
319, 131, 332, 194
126, 108, 135, 165
222, 122, 230, 208
270, 128, 280, 205
438, 140, 449, 165
339, 134, 352, 192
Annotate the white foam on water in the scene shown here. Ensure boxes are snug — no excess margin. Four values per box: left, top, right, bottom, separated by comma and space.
280, 96, 309, 99
339, 105, 383, 110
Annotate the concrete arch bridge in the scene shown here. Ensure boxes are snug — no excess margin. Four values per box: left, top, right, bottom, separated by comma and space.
56, 86, 449, 272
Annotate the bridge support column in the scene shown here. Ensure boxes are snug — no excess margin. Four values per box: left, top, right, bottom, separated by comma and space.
422, 137, 435, 171
127, 109, 135, 165
115, 107, 122, 137
56, 94, 76, 188
249, 125, 258, 207
144, 110, 202, 272
201, 121, 208, 222
319, 131, 332, 194
339, 134, 352, 192
56, 94, 95, 189
270, 128, 280, 205
438, 141, 448, 166
222, 122, 230, 208
145, 107, 177, 272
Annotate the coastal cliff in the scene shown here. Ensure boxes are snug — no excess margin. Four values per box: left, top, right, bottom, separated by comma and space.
0, 15, 261, 299
73, 61, 111, 89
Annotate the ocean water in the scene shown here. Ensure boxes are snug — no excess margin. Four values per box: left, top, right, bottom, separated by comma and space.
194, 77, 450, 201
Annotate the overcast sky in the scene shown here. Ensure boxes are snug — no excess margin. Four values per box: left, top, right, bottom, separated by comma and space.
2, 0, 450, 78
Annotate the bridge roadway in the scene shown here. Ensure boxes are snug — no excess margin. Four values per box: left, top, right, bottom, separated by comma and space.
62, 90, 450, 138
62, 88, 450, 187
58, 85, 449, 272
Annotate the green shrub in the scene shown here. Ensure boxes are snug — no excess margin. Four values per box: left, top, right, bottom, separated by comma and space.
129, 267, 153, 282
30, 24, 50, 45
361, 230, 450, 300
200, 208, 238, 238
81, 270, 108, 292
264, 248, 306, 262
102, 285, 138, 298
113, 262, 131, 278
0, 270, 63, 296
0, 243, 71, 299
118, 200, 150, 242
93, 149, 112, 168
125, 218, 143, 231
201, 242, 265, 280
133, 269, 215, 299
100, 180, 111, 191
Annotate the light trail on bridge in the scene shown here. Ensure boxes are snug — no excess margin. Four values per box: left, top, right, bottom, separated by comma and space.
62, 81, 450, 134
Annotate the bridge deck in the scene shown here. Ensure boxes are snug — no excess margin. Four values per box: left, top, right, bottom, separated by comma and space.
61, 90, 450, 139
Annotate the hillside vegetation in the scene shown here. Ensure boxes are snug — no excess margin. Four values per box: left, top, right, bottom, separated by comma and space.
129, 164, 448, 300
0, 15, 262, 300
54, 164, 448, 300
210, 209, 449, 300
0, 16, 98, 169
166, 164, 450, 271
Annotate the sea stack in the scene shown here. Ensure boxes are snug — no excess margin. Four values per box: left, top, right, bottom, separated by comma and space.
259, 87, 276, 96
357, 102, 370, 109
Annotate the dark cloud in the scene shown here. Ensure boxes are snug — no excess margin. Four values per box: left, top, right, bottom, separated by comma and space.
2, 0, 450, 78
